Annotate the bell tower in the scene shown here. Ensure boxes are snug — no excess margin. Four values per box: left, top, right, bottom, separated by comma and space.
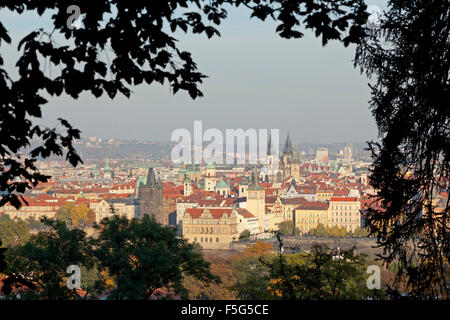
246, 167, 266, 234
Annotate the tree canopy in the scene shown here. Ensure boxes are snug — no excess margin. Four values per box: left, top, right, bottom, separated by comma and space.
355, 0, 450, 299
232, 244, 385, 299
1, 215, 219, 299
278, 220, 300, 236
93, 215, 219, 299
0, 239, 6, 274
3, 218, 93, 299
0, 218, 30, 247
55, 202, 95, 227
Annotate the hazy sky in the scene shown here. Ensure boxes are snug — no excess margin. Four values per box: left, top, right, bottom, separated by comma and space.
1, 1, 387, 144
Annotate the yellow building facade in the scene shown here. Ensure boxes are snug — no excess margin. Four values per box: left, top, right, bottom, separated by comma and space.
294, 202, 329, 234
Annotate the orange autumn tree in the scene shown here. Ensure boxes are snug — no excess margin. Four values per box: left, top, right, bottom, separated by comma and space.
183, 242, 274, 299
229, 241, 274, 263
184, 253, 237, 300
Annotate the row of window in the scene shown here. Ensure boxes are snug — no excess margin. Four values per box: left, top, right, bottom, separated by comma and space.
298, 219, 326, 224
190, 219, 228, 224
185, 227, 229, 234
194, 237, 220, 243
330, 218, 357, 223
331, 212, 359, 216
331, 205, 357, 210
297, 213, 326, 218
296, 217, 359, 224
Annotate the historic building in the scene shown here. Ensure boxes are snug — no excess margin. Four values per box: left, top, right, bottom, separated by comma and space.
214, 177, 230, 196
182, 207, 256, 249
1, 196, 64, 220
262, 132, 282, 183
183, 174, 193, 197
90, 198, 138, 223
139, 167, 165, 225
238, 176, 249, 198
280, 134, 301, 181
294, 201, 329, 234
316, 187, 334, 201
204, 163, 217, 192
265, 195, 285, 231
246, 168, 267, 235
328, 197, 361, 232
103, 156, 113, 179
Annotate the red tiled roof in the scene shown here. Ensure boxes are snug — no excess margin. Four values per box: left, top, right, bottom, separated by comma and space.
330, 197, 358, 202
185, 208, 232, 219
317, 188, 334, 193
295, 201, 329, 210
234, 208, 255, 218
333, 189, 349, 196
265, 195, 280, 204
282, 198, 307, 205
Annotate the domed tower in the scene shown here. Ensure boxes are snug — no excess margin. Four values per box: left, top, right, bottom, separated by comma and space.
214, 176, 230, 196
104, 156, 113, 179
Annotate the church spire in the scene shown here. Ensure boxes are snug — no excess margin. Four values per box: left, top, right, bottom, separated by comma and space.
283, 133, 294, 156
267, 131, 272, 156
146, 167, 157, 187
104, 155, 111, 173
248, 166, 263, 191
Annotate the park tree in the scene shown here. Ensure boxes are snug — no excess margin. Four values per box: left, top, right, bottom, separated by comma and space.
86, 209, 96, 227
232, 254, 274, 300
352, 227, 369, 238
78, 265, 105, 300
338, 226, 348, 237
309, 223, 328, 237
229, 241, 274, 265
355, 0, 450, 298
0, 214, 11, 222
231, 243, 275, 300
328, 225, 341, 238
70, 204, 90, 227
244, 241, 274, 257
239, 229, 251, 240
0, 218, 30, 247
261, 244, 385, 299
278, 220, 300, 236
25, 216, 47, 231
184, 253, 237, 300
2, 218, 94, 299
0, 1, 368, 209
0, 239, 6, 274
56, 202, 74, 226
93, 215, 219, 299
